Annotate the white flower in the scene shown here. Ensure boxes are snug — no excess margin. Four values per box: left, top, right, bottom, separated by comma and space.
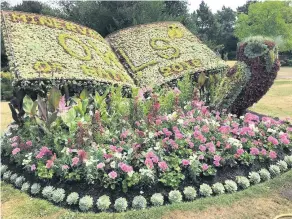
178, 119, 184, 124
267, 128, 276, 134
110, 161, 116, 168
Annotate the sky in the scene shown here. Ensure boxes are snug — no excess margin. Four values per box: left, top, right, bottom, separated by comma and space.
4, 0, 248, 13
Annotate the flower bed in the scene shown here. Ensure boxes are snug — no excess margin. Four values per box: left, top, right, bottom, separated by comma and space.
1, 76, 291, 212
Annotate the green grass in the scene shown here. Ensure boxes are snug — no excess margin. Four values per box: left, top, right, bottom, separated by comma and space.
1, 170, 292, 219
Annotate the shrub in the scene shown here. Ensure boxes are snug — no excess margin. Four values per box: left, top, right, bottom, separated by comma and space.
31, 183, 41, 194
284, 155, 292, 167
96, 195, 111, 211
236, 176, 250, 189
199, 184, 213, 197
269, 165, 281, 177
42, 186, 55, 200
21, 182, 30, 192
183, 186, 197, 200
79, 195, 93, 212
249, 172, 261, 184
3, 170, 12, 181
0, 165, 8, 175
15, 176, 25, 188
132, 195, 147, 209
114, 197, 128, 212
150, 193, 164, 206
168, 190, 183, 204
52, 188, 66, 203
224, 180, 238, 193
66, 192, 79, 205
258, 168, 271, 181
277, 160, 288, 172
0, 71, 13, 100
10, 173, 18, 184
212, 182, 225, 195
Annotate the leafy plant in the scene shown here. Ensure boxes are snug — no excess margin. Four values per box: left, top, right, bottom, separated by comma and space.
150, 193, 164, 206
168, 190, 182, 203
79, 195, 93, 212
114, 197, 128, 212
132, 195, 147, 209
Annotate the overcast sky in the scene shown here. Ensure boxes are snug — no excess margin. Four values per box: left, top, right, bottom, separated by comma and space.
4, 0, 248, 13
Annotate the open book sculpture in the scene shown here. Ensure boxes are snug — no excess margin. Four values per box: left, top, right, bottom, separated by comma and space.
1, 11, 280, 114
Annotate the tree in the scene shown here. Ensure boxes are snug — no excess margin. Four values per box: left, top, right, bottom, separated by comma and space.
216, 6, 237, 59
236, 0, 258, 14
195, 1, 219, 50
235, 1, 292, 51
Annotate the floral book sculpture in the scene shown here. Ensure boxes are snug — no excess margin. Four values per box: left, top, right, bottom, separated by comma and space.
1, 11, 290, 214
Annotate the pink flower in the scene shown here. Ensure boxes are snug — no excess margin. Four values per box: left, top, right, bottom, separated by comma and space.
120, 130, 129, 139
198, 155, 205, 160
152, 156, 159, 163
36, 146, 52, 159
11, 136, 19, 142
31, 164, 36, 171
108, 171, 117, 179
216, 141, 221, 147
158, 161, 168, 172
26, 141, 32, 147
269, 151, 277, 159
268, 136, 279, 145
261, 149, 267, 156
71, 157, 79, 166
250, 147, 260, 156
218, 126, 230, 134
199, 145, 206, 152
62, 165, 69, 170
213, 155, 222, 161
182, 159, 190, 166
145, 158, 154, 169
119, 162, 133, 173
58, 96, 69, 113
11, 142, 18, 147
46, 160, 54, 169
280, 136, 290, 145
77, 150, 87, 162
162, 128, 172, 137
96, 163, 105, 169
201, 125, 209, 133
202, 163, 209, 171
155, 119, 162, 125
241, 138, 247, 143
173, 87, 181, 95
237, 148, 244, 156
12, 148, 20, 155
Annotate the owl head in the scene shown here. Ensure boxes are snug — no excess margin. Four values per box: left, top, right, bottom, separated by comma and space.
167, 24, 184, 39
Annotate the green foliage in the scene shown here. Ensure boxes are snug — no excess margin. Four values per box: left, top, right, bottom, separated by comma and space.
236, 176, 250, 189
21, 182, 30, 192
258, 168, 271, 181
66, 192, 79, 205
277, 160, 288, 172
42, 186, 55, 200
52, 188, 66, 203
244, 41, 269, 59
79, 195, 93, 212
212, 182, 225, 195
150, 193, 164, 206
269, 165, 281, 177
235, 1, 292, 51
114, 197, 128, 212
168, 190, 183, 204
183, 186, 197, 200
3, 170, 12, 181
30, 183, 41, 194
0, 164, 8, 175
199, 183, 213, 197
14, 176, 25, 188
122, 172, 140, 192
249, 172, 261, 184
159, 171, 185, 189
224, 180, 238, 193
132, 195, 147, 210
10, 173, 18, 184
284, 155, 292, 167
37, 162, 54, 179
96, 195, 111, 211
210, 62, 251, 111
0, 71, 13, 100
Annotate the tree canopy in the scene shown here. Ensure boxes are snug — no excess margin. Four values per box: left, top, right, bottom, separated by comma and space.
235, 1, 292, 51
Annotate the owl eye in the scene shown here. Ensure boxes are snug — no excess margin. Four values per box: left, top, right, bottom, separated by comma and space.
175, 27, 178, 29
169, 26, 173, 29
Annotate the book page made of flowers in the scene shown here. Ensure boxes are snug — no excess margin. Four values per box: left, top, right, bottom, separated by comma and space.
1, 11, 134, 86
106, 22, 228, 87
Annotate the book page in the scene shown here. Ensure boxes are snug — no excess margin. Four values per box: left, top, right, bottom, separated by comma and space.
106, 22, 228, 88
1, 11, 134, 87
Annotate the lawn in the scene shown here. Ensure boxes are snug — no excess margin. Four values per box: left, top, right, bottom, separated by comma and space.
1, 66, 292, 219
